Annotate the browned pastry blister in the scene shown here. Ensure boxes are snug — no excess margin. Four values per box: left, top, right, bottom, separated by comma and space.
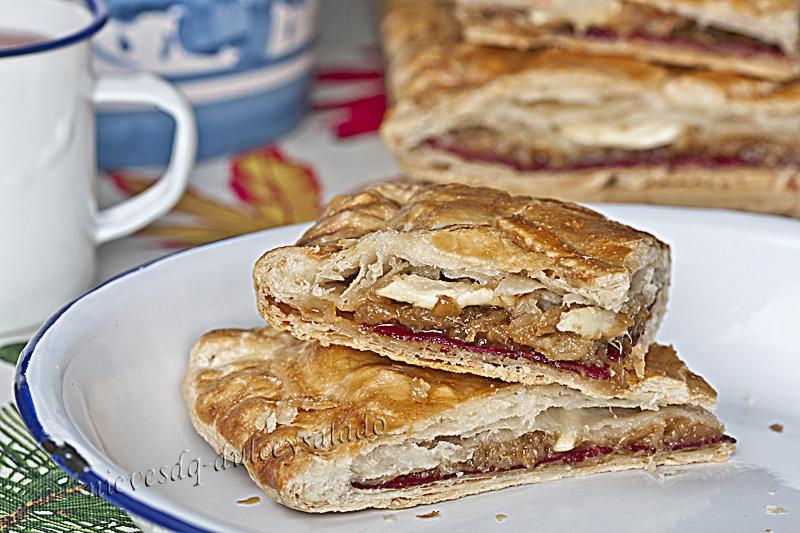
455, 0, 800, 81
183, 327, 734, 512
254, 181, 671, 396
381, 0, 800, 218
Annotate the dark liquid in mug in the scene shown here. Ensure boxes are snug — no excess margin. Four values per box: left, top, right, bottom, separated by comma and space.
0, 30, 48, 51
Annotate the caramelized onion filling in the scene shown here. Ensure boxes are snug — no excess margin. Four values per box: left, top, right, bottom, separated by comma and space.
577, 25, 785, 58
463, 3, 789, 58
352, 414, 733, 490
425, 130, 800, 174
371, 322, 617, 380
323, 263, 656, 381
357, 289, 651, 380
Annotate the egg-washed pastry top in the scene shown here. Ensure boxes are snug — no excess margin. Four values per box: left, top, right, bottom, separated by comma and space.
183, 327, 734, 512
381, 0, 800, 215
455, 0, 800, 81
254, 181, 671, 395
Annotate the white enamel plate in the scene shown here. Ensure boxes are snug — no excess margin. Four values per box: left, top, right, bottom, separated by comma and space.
16, 206, 800, 532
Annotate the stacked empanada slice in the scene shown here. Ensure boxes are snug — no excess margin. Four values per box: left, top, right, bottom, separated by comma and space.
183, 182, 735, 513
183, 328, 733, 513
254, 181, 669, 396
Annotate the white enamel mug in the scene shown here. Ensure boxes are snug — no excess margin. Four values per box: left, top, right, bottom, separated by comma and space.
0, 0, 197, 339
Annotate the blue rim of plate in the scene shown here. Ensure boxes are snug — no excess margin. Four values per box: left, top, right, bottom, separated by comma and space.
0, 0, 108, 58
10, 228, 284, 533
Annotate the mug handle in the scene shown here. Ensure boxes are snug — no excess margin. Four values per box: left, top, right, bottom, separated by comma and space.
91, 73, 197, 244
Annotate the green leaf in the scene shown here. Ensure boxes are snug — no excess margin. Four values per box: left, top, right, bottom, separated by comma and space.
0, 403, 141, 532
0, 343, 26, 365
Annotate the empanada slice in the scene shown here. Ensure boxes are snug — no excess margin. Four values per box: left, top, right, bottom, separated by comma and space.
183, 328, 735, 513
455, 0, 800, 81
382, 0, 800, 218
254, 182, 670, 395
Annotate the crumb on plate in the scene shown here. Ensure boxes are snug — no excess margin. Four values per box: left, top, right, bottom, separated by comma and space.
765, 505, 787, 515
495, 513, 508, 522
416, 510, 440, 519
236, 496, 261, 505
769, 423, 784, 433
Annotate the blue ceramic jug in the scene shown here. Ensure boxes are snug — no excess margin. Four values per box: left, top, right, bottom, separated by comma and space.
94, 0, 318, 168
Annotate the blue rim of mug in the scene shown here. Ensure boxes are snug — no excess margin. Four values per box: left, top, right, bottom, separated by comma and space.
0, 0, 108, 58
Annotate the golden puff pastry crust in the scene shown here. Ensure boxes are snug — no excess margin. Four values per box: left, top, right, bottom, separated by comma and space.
183, 327, 734, 512
381, 0, 800, 218
254, 181, 671, 391
455, 0, 800, 81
